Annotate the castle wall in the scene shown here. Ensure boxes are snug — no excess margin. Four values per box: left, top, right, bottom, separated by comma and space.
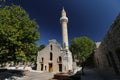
94, 14, 120, 74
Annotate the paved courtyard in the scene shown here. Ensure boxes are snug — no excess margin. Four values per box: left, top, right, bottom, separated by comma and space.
18, 71, 54, 80
17, 69, 120, 80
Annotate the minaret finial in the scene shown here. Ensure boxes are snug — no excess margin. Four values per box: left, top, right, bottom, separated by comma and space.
62, 7, 66, 17
62, 6, 65, 11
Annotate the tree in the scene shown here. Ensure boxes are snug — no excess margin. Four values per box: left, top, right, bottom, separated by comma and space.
70, 36, 95, 75
70, 36, 95, 63
0, 0, 8, 7
0, 5, 40, 64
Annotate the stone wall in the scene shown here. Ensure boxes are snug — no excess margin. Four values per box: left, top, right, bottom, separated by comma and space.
94, 14, 120, 74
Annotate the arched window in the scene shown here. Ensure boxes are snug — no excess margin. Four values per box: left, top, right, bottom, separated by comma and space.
41, 57, 44, 62
50, 52, 53, 60
41, 64, 43, 71
59, 56, 62, 62
50, 45, 53, 50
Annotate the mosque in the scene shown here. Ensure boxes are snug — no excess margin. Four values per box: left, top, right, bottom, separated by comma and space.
37, 8, 73, 72
37, 7, 120, 75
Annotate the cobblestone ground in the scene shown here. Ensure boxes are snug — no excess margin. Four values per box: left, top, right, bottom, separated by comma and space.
18, 71, 54, 80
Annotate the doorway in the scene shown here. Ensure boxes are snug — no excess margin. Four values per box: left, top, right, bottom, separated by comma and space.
45, 65, 47, 71
49, 63, 53, 72
59, 64, 62, 72
41, 64, 43, 71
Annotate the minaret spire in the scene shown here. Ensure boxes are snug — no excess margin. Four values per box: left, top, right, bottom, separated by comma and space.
60, 7, 69, 50
62, 7, 66, 17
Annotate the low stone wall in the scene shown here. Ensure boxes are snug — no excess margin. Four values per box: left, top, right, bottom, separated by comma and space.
73, 67, 82, 74
7, 66, 32, 71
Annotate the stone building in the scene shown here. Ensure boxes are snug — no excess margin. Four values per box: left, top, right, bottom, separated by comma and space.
37, 8, 73, 72
37, 40, 64, 72
94, 14, 120, 74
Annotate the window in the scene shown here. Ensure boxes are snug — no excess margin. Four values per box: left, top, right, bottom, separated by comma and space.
58, 56, 62, 62
41, 64, 43, 71
50, 45, 53, 50
50, 52, 53, 60
41, 57, 44, 62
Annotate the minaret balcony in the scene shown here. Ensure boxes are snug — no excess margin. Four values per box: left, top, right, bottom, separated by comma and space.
60, 16, 68, 23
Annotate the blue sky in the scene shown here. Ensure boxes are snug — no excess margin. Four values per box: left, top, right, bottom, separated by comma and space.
10, 0, 120, 46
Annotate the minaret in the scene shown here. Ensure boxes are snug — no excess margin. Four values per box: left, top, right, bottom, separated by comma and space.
60, 7, 69, 50
60, 8, 73, 71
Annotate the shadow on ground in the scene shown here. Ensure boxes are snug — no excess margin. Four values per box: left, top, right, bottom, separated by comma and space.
52, 71, 81, 80
0, 69, 27, 80
68, 72, 81, 80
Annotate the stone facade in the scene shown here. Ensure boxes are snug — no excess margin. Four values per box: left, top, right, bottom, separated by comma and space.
94, 14, 120, 74
37, 40, 66, 72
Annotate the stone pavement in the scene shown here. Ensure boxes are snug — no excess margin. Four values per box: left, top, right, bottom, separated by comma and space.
17, 69, 120, 80
18, 71, 54, 80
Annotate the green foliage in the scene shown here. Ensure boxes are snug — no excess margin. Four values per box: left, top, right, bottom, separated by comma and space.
0, 0, 5, 1
0, 0, 6, 7
70, 36, 95, 62
0, 5, 40, 63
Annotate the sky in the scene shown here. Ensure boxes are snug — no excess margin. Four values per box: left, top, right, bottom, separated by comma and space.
8, 0, 120, 46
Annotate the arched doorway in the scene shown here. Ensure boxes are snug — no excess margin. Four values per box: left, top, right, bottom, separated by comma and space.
59, 64, 62, 72
58, 56, 62, 72
49, 63, 53, 72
